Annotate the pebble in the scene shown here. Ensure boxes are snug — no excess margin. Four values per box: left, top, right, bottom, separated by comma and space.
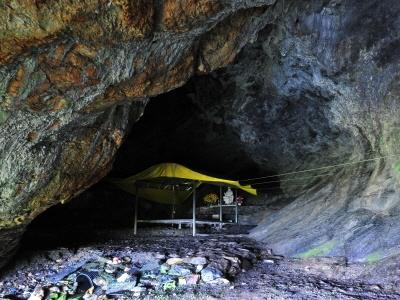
105, 265, 116, 273
186, 274, 200, 285
132, 286, 146, 293
196, 264, 204, 273
263, 259, 275, 264
209, 278, 230, 285
117, 273, 130, 283
183, 257, 207, 265
155, 253, 166, 260
93, 276, 107, 286
166, 257, 183, 265
178, 277, 187, 286
122, 256, 132, 263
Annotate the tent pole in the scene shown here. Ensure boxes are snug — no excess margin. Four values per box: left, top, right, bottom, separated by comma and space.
192, 182, 196, 237
219, 186, 223, 229
134, 184, 139, 235
235, 189, 238, 224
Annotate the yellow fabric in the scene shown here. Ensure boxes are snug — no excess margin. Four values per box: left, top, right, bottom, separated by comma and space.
109, 163, 257, 204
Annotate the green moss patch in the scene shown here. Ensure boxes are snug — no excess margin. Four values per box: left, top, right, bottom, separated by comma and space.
365, 251, 383, 264
393, 161, 400, 173
297, 240, 337, 258
0, 110, 9, 124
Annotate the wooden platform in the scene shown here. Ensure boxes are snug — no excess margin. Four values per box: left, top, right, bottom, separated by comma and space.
137, 219, 233, 225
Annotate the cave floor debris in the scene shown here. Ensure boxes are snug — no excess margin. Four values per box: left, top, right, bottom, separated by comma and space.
0, 234, 400, 300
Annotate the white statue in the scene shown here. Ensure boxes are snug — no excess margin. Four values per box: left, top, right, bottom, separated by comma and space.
223, 187, 234, 205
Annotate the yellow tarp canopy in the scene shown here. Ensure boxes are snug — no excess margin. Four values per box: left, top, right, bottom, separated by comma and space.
109, 163, 257, 205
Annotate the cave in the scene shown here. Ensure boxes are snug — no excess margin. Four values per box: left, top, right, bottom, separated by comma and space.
1, 0, 400, 299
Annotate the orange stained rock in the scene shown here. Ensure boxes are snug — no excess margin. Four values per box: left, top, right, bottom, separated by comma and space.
0, 0, 154, 65
46, 66, 83, 89
27, 131, 39, 142
162, 0, 220, 31
48, 96, 69, 112
7, 66, 26, 98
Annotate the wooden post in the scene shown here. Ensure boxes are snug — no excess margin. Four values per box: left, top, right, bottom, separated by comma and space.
134, 184, 139, 235
235, 189, 239, 224
192, 182, 197, 236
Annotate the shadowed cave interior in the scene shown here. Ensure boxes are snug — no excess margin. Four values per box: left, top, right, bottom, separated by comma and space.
22, 80, 282, 249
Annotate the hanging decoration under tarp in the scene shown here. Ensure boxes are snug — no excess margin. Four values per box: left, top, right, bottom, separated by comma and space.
108, 163, 257, 205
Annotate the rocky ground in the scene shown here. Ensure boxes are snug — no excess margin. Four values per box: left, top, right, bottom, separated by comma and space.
1, 231, 400, 300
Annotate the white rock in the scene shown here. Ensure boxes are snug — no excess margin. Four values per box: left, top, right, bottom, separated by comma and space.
263, 259, 275, 264
117, 273, 131, 283
28, 285, 44, 300
166, 257, 183, 265
183, 256, 207, 265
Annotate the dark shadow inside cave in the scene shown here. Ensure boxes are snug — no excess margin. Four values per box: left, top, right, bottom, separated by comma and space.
20, 77, 282, 251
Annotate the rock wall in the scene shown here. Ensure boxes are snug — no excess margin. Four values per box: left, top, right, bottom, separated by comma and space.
192, 0, 400, 262
113, 0, 400, 262
0, 0, 276, 267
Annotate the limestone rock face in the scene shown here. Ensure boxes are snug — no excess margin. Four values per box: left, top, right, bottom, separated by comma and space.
113, 0, 400, 262
195, 0, 400, 261
0, 0, 276, 267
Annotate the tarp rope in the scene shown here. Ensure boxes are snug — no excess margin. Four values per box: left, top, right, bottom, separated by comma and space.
239, 154, 400, 183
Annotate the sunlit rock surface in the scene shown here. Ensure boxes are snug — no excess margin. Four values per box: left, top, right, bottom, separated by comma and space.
0, 0, 275, 267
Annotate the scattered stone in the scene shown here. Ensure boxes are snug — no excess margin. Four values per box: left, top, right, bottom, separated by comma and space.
209, 278, 230, 285
196, 264, 204, 273
141, 261, 160, 277
178, 277, 187, 286
169, 265, 192, 277
201, 267, 223, 283
132, 286, 146, 293
208, 258, 230, 274
117, 273, 130, 282
93, 276, 107, 286
168, 253, 180, 258
49, 286, 61, 293
241, 259, 252, 270
160, 263, 171, 274
104, 265, 116, 274
155, 253, 166, 260
263, 259, 275, 264
28, 285, 45, 300
183, 257, 207, 265
122, 256, 132, 264
106, 281, 137, 294
112, 257, 121, 265
186, 275, 200, 285
163, 280, 176, 291
166, 258, 183, 265
140, 277, 160, 288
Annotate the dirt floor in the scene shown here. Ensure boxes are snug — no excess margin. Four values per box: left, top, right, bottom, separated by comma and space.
1, 228, 400, 299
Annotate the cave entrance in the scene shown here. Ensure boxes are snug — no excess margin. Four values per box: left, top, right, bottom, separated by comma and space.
22, 77, 281, 250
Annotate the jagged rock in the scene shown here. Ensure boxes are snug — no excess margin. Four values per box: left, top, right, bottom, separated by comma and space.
168, 265, 193, 277
140, 262, 160, 278
28, 285, 44, 300
201, 266, 223, 283
0, 0, 275, 268
111, 0, 400, 263
186, 274, 201, 285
